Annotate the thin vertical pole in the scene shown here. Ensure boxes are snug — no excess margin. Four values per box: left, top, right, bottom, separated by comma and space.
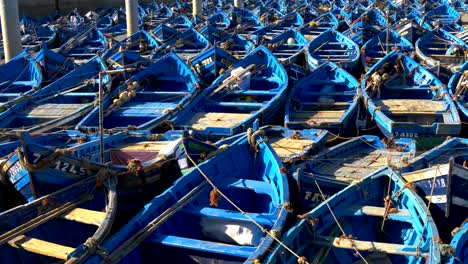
0, 0, 23, 62
99, 72, 104, 163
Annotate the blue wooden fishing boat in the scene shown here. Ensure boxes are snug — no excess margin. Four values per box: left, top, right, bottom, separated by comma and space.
143, 6, 173, 28
85, 131, 290, 264
188, 46, 239, 85
113, 30, 159, 57
33, 44, 77, 83
293, 135, 415, 211
264, 29, 308, 65
206, 11, 231, 30
19, 25, 57, 52
198, 25, 254, 58
446, 220, 468, 264
152, 24, 179, 43
171, 45, 288, 139
0, 174, 116, 263
166, 15, 193, 33
306, 29, 360, 71
448, 61, 468, 120
229, 7, 264, 38
257, 11, 304, 40
4, 129, 184, 213
0, 57, 109, 133
392, 14, 431, 44
399, 136, 468, 240
362, 51, 461, 138
285, 62, 359, 135
58, 27, 108, 63
0, 51, 43, 111
150, 28, 210, 60
361, 29, 415, 71
415, 29, 467, 82
344, 8, 388, 46
104, 49, 150, 71
299, 12, 340, 41
441, 23, 465, 35
424, 4, 461, 27
78, 52, 199, 131
267, 168, 441, 264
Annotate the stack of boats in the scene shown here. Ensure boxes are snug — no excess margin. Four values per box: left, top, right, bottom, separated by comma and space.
0, 0, 466, 263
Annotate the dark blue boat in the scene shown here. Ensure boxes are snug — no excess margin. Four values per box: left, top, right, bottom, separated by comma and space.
172, 46, 288, 139
58, 28, 108, 63
264, 29, 308, 65
166, 15, 194, 33
150, 28, 210, 60
0, 174, 116, 263
446, 220, 468, 264
343, 8, 388, 46
267, 168, 441, 264
229, 7, 264, 38
423, 4, 461, 27
112, 30, 159, 57
362, 51, 461, 138
285, 62, 359, 135
198, 25, 254, 58
0, 51, 43, 111
34, 44, 77, 83
85, 131, 290, 264
206, 11, 231, 30
361, 29, 414, 71
78, 52, 200, 131
415, 29, 467, 82
0, 57, 109, 133
299, 12, 340, 41
293, 135, 415, 211
188, 46, 239, 85
448, 61, 468, 120
306, 29, 360, 71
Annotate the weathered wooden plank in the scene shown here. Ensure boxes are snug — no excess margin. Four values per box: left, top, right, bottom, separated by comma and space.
373, 99, 447, 113
8, 235, 74, 260
187, 112, 251, 130
61, 208, 106, 226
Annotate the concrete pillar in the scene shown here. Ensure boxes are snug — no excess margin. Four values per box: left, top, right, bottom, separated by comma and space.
193, 0, 202, 18
234, 0, 242, 8
125, 0, 139, 37
0, 0, 23, 62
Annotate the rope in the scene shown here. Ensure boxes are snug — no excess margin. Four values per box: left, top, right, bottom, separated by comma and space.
311, 173, 369, 264
182, 142, 307, 264
415, 165, 440, 256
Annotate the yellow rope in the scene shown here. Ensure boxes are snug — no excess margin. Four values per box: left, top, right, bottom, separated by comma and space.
182, 143, 307, 264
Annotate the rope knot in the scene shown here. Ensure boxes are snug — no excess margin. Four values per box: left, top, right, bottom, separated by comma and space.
297, 256, 308, 264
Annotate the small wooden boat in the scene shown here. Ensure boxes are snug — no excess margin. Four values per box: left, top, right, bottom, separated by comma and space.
198, 25, 254, 58
152, 24, 179, 43
143, 6, 173, 28
0, 57, 109, 134
0, 174, 116, 263
229, 7, 264, 38
401, 154, 468, 241
392, 15, 431, 44
112, 30, 159, 57
19, 25, 57, 52
34, 44, 77, 83
293, 135, 415, 211
446, 220, 468, 264
85, 131, 290, 264
267, 168, 441, 264
206, 11, 231, 30
4, 130, 184, 212
150, 28, 210, 60
415, 29, 468, 82
306, 29, 360, 71
264, 29, 308, 65
441, 23, 465, 35
343, 8, 388, 46
285, 62, 359, 135
361, 29, 414, 71
423, 4, 461, 27
448, 62, 468, 120
58, 28, 108, 63
188, 46, 239, 85
78, 52, 199, 131
166, 15, 193, 33
0, 51, 43, 111
362, 51, 461, 138
172, 45, 288, 139
256, 11, 304, 40
299, 12, 340, 41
